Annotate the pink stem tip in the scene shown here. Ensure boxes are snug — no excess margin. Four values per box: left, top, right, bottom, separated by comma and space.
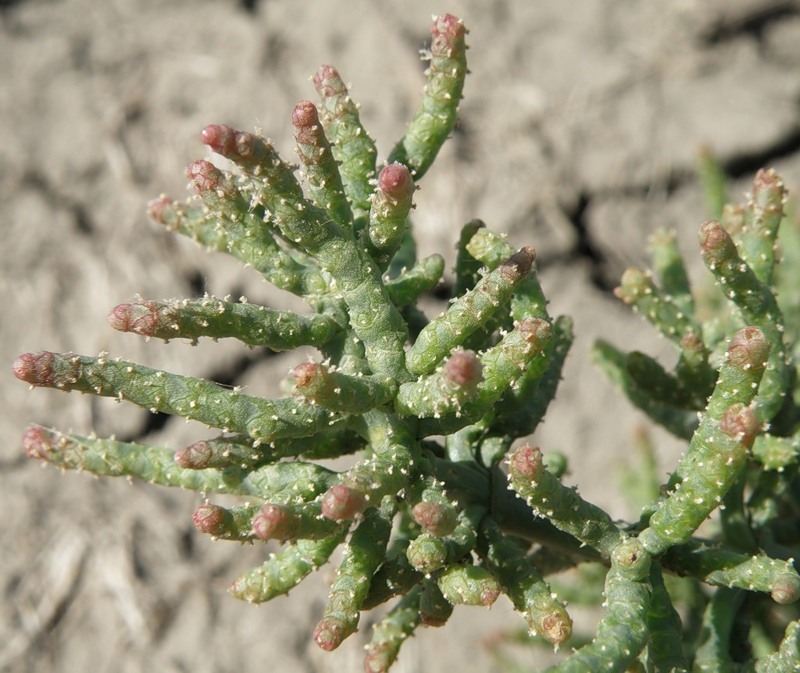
377, 163, 414, 202
321, 483, 366, 521
430, 14, 467, 58
508, 444, 543, 479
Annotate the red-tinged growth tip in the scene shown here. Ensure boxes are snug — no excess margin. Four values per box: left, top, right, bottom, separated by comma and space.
292, 100, 321, 145
192, 503, 228, 536
541, 611, 573, 646
480, 584, 501, 607
681, 332, 703, 351
430, 14, 467, 57
293, 361, 326, 387
13, 351, 79, 388
321, 483, 366, 521
186, 159, 223, 194
518, 317, 551, 346
13, 351, 54, 385
719, 403, 760, 448
377, 163, 414, 202
22, 426, 57, 461
146, 195, 173, 225
107, 302, 160, 336
174, 440, 213, 469
444, 349, 482, 389
699, 220, 736, 264
500, 246, 535, 281
508, 444, 543, 480
292, 362, 331, 400
726, 327, 769, 371
313, 617, 350, 651
412, 501, 458, 536
250, 504, 292, 541
313, 64, 347, 98
363, 644, 394, 673
753, 167, 785, 200
201, 124, 238, 157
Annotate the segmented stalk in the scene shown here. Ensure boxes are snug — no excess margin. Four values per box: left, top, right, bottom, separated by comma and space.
368, 163, 415, 266
230, 533, 345, 604
640, 403, 761, 556
543, 556, 651, 673
663, 542, 800, 604
313, 64, 378, 215
13, 351, 348, 443
291, 100, 353, 227
108, 296, 338, 349
147, 194, 328, 297
313, 505, 394, 651
436, 563, 501, 607
388, 14, 468, 180
22, 427, 338, 501
700, 220, 790, 422
480, 518, 573, 646
363, 587, 423, 673
406, 247, 535, 375
508, 444, 624, 557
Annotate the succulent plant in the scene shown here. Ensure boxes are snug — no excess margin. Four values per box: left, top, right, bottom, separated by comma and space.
13, 13, 800, 672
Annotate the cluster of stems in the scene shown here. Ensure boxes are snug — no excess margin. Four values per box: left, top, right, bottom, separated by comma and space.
13, 14, 800, 672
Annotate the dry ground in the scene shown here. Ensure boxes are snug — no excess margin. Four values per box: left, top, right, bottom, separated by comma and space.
3, 1, 800, 671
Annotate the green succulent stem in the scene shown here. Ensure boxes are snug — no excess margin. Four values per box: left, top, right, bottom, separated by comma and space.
14, 351, 349, 443
388, 14, 468, 180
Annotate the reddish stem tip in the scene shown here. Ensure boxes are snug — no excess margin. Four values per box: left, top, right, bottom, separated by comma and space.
412, 501, 457, 536
292, 362, 325, 387
192, 503, 228, 535
508, 444, 543, 479
518, 317, 551, 347
186, 159, 222, 194
727, 326, 769, 371
444, 349, 482, 388
201, 124, 238, 157
107, 302, 159, 336
699, 220, 735, 263
250, 504, 291, 541
753, 167, 784, 196
13, 351, 56, 386
479, 584, 501, 607
174, 441, 213, 469
292, 100, 320, 130
771, 574, 800, 605
541, 612, 573, 646
430, 14, 467, 57
363, 644, 393, 673
321, 483, 366, 521
313, 617, 348, 651
680, 331, 703, 352
719, 403, 760, 448
146, 195, 173, 225
22, 426, 56, 460
377, 163, 414, 201
500, 246, 535, 280
312, 64, 346, 97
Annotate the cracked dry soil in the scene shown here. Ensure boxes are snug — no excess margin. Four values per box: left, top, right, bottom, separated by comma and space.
2, 1, 800, 672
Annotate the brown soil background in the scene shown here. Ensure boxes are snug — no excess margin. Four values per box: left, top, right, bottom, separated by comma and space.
3, 1, 800, 671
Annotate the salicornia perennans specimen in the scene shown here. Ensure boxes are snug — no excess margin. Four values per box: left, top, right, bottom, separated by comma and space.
13, 13, 800, 672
